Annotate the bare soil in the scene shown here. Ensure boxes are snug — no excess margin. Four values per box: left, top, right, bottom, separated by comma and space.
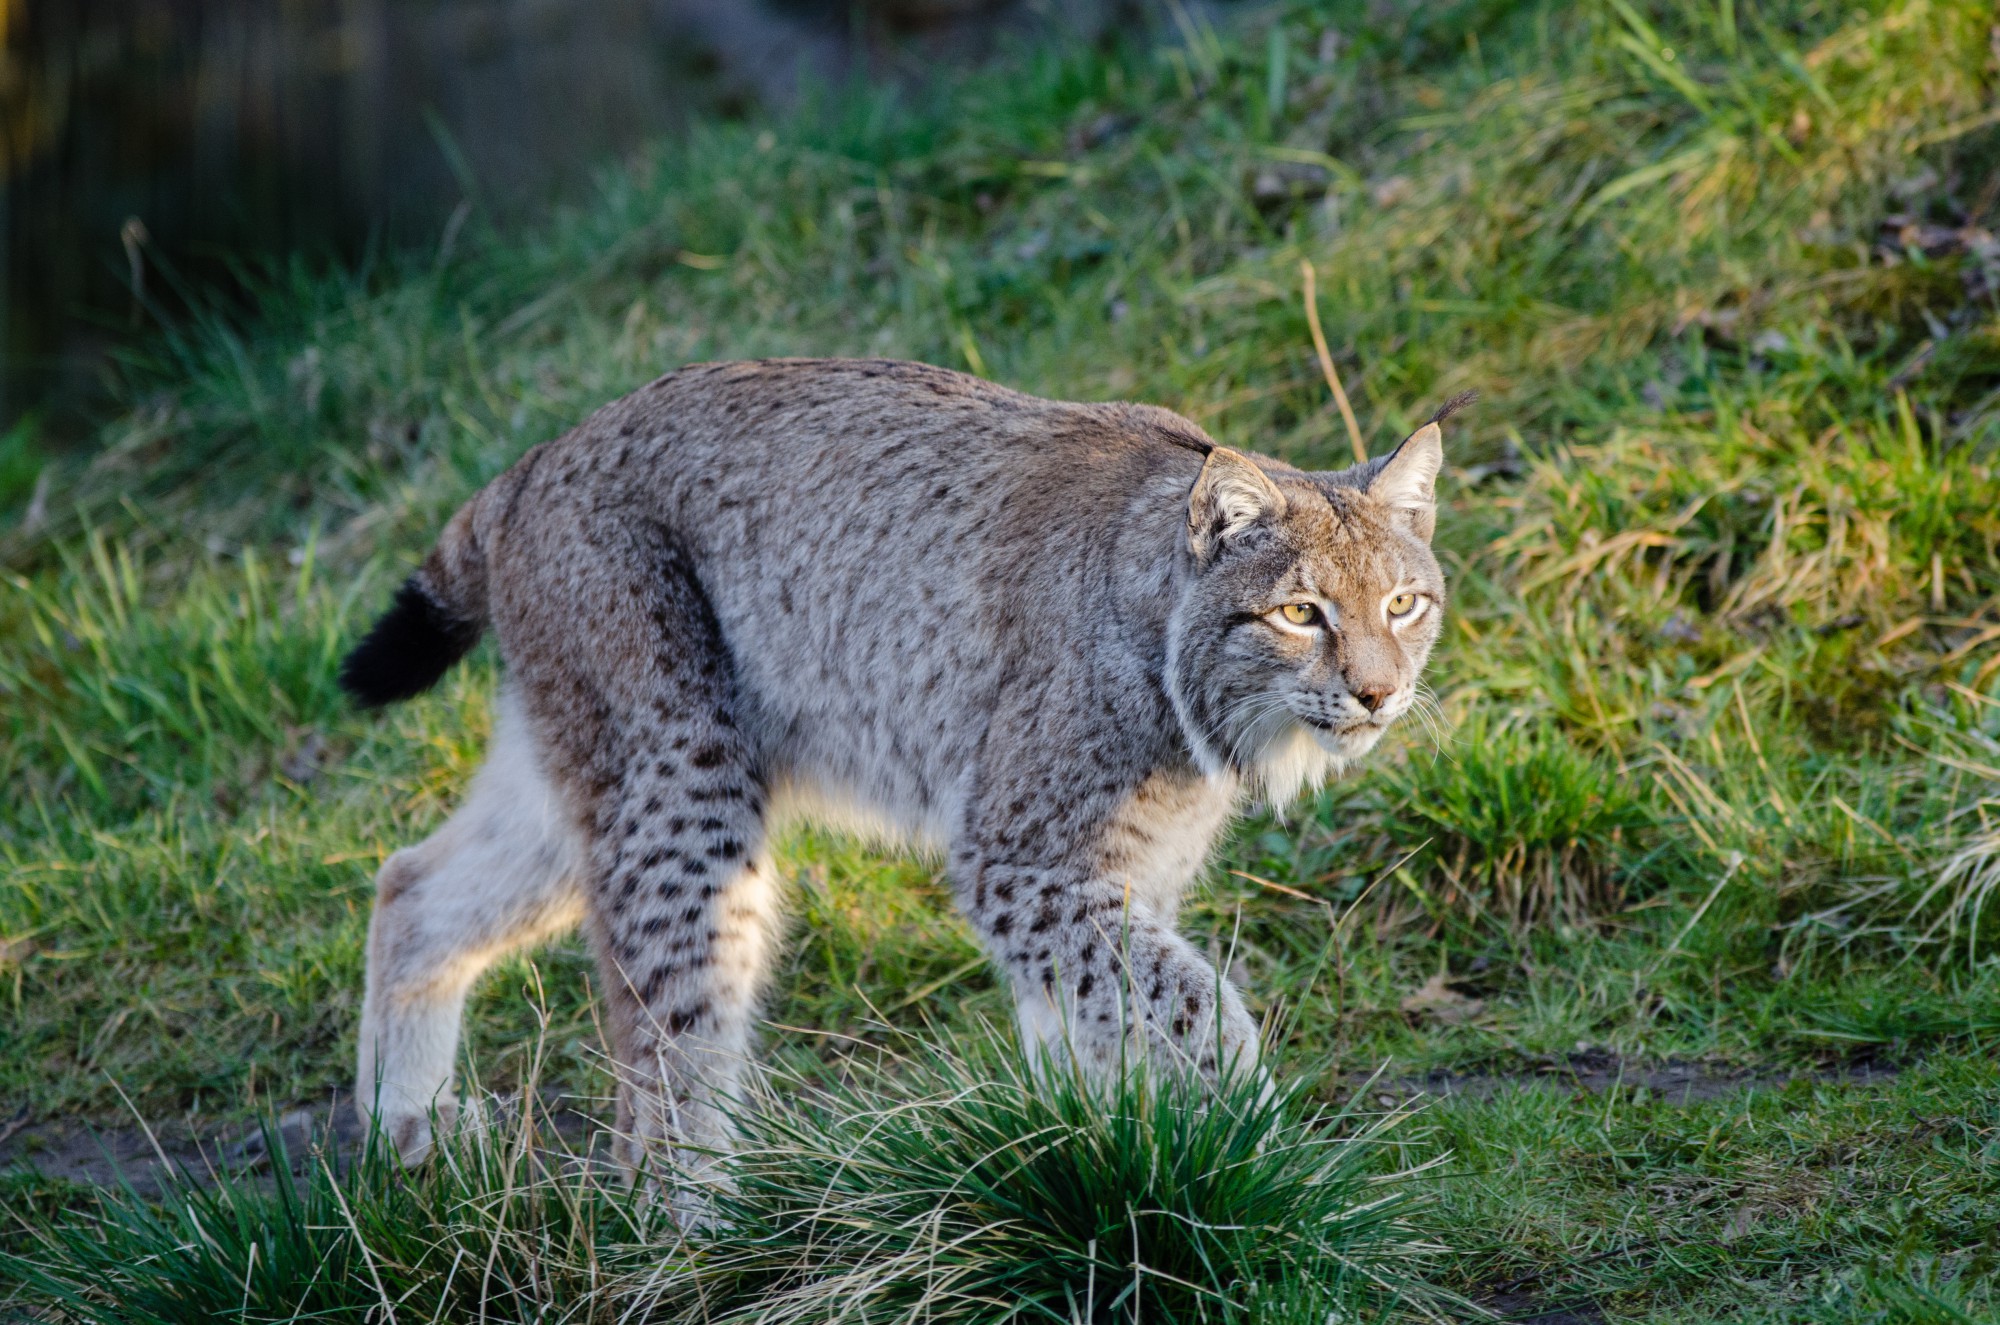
0, 1092, 599, 1198
1349, 1048, 1902, 1109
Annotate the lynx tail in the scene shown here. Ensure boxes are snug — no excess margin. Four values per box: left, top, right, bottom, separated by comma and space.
339, 502, 490, 707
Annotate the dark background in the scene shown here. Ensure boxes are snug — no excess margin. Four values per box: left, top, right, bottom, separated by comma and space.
1, 0, 1132, 439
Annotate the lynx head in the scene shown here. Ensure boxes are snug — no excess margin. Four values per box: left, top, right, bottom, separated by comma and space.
1165, 418, 1449, 802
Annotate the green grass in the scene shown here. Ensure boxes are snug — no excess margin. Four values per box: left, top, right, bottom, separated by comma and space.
5, 0, 2000, 1318
2, 1039, 1443, 1324
1429, 1049, 2000, 1322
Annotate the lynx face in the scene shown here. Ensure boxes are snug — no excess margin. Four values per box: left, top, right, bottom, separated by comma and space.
1166, 424, 1446, 797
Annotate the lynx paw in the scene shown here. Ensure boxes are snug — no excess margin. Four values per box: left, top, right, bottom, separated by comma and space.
376, 1093, 488, 1165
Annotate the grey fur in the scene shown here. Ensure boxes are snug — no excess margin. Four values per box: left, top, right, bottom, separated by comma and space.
351, 358, 1450, 1174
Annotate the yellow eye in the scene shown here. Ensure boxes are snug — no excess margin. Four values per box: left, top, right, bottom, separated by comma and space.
1280, 602, 1318, 626
1387, 592, 1418, 617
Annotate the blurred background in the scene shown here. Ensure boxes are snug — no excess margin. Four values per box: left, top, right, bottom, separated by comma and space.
1, 0, 1131, 440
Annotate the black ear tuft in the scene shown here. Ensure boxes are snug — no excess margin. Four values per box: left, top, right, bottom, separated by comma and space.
1428, 390, 1478, 426
338, 579, 483, 708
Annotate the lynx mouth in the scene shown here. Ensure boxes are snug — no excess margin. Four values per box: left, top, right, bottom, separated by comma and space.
1297, 712, 1391, 760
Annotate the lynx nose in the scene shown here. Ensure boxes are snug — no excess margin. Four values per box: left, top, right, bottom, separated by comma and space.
1350, 684, 1392, 713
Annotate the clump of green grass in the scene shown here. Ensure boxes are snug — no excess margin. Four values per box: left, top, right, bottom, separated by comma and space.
665, 1041, 1441, 1325
1899, 710, 2000, 963
1808, 1261, 1998, 1325
1376, 717, 1655, 931
2, 1038, 1447, 1324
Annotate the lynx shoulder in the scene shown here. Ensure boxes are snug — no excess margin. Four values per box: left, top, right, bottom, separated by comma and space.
343, 358, 1457, 1175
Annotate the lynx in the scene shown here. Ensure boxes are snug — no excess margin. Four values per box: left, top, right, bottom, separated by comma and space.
342, 358, 1458, 1172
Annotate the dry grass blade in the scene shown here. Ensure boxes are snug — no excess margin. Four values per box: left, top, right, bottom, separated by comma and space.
1300, 260, 1367, 464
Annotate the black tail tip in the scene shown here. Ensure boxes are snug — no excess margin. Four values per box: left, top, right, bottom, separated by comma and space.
338, 579, 482, 708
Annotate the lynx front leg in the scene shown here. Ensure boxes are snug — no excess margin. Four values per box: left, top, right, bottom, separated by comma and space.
356, 691, 582, 1162
976, 868, 1259, 1081
953, 764, 1258, 1084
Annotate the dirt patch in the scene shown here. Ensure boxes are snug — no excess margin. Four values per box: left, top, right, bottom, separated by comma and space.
0, 1093, 601, 1198
1478, 1288, 1608, 1324
1472, 1237, 1671, 1324
1346, 1049, 1901, 1108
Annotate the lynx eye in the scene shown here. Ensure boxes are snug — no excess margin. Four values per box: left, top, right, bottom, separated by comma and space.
1279, 603, 1318, 626
1387, 592, 1418, 617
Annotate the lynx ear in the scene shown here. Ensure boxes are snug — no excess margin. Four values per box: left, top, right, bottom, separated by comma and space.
1368, 421, 1442, 541
1188, 447, 1287, 560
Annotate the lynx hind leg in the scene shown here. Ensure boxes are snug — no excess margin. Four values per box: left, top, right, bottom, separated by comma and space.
506, 539, 786, 1193
584, 714, 783, 1191
355, 690, 582, 1162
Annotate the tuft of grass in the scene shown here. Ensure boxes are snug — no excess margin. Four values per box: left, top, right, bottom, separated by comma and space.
1899, 708, 2000, 963
663, 1040, 1442, 1325
0, 532, 354, 816
1376, 716, 1658, 931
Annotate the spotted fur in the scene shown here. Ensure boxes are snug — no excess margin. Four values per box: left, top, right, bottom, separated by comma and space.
348, 358, 1451, 1174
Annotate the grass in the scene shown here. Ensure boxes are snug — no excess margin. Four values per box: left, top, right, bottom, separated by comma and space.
664, 1042, 1441, 1323
3, 0, 1999, 1318
1372, 714, 1660, 930
2, 1038, 1444, 1324
1429, 1049, 2000, 1321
